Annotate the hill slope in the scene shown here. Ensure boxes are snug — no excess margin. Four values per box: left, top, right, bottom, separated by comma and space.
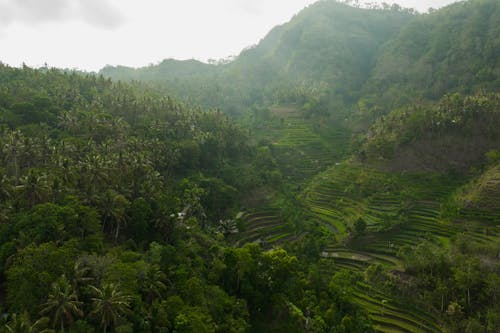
101, 1, 413, 113
365, 0, 500, 108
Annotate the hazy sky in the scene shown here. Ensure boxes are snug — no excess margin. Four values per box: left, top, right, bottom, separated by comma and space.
0, 0, 460, 71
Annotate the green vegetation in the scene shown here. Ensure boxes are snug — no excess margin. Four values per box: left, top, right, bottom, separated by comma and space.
2, 0, 500, 332
0, 64, 373, 332
359, 92, 500, 172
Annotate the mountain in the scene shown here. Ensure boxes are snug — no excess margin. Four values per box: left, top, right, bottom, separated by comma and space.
101, 58, 216, 82
365, 0, 500, 107
101, 0, 499, 118
101, 1, 413, 112
101, 0, 500, 174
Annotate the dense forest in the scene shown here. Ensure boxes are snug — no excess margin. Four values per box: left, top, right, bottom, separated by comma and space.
1, 0, 499, 332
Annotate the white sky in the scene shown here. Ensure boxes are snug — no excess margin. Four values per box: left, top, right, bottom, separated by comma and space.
0, 0, 460, 71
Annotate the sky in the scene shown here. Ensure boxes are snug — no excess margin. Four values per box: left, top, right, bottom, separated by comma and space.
0, 0, 461, 72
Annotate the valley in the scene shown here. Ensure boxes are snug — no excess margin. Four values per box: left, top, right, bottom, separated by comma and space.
0, 0, 498, 332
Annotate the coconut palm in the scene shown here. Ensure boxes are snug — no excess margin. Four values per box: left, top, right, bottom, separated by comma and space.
2, 130, 25, 182
57, 111, 80, 135
80, 153, 108, 196
89, 283, 131, 333
71, 261, 93, 292
139, 264, 167, 305
0, 170, 13, 201
5, 312, 54, 333
98, 189, 129, 240
17, 170, 49, 208
40, 275, 83, 332
217, 219, 238, 236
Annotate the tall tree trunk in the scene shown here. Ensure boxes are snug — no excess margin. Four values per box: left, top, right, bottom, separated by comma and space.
115, 221, 120, 240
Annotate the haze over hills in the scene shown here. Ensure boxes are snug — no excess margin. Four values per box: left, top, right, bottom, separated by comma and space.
101, 0, 499, 114
0, 0, 499, 332
101, 1, 415, 111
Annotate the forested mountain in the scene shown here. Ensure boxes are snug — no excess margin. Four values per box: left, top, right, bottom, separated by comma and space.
101, 0, 499, 117
1, 0, 499, 332
101, 1, 414, 114
364, 0, 500, 108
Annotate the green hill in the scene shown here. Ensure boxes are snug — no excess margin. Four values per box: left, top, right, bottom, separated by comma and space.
1, 0, 498, 332
101, 0, 499, 119
100, 1, 413, 114
366, 0, 500, 107
359, 92, 500, 172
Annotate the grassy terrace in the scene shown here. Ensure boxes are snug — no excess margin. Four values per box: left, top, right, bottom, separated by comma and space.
248, 106, 499, 332
298, 164, 500, 332
265, 106, 351, 182
229, 207, 302, 248
323, 245, 403, 269
302, 166, 412, 240
352, 283, 442, 333
455, 164, 500, 223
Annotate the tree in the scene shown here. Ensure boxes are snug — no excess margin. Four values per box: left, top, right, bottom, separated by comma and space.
97, 189, 129, 240
454, 258, 482, 308
0, 169, 13, 201
353, 217, 367, 236
5, 312, 53, 333
3, 130, 24, 182
17, 170, 50, 208
6, 242, 77, 316
138, 264, 167, 305
89, 283, 131, 333
40, 275, 83, 332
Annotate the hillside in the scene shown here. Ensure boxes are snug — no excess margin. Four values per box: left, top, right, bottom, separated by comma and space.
0, 64, 382, 333
359, 92, 500, 172
1, 0, 499, 332
366, 0, 500, 107
97, 4, 500, 331
101, 1, 413, 113
452, 161, 500, 223
101, 0, 499, 118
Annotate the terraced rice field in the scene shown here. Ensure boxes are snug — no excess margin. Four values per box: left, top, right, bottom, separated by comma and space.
229, 207, 302, 248
248, 108, 499, 333
458, 178, 500, 223
322, 245, 403, 270
352, 282, 443, 333
302, 166, 410, 236
268, 107, 351, 182
300, 165, 500, 332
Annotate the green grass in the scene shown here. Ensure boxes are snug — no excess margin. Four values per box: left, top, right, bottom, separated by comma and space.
297, 165, 487, 332
247, 107, 498, 333
230, 207, 301, 248
258, 106, 351, 183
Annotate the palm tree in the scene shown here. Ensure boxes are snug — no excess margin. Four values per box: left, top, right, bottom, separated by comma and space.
57, 111, 80, 135
5, 312, 54, 333
17, 170, 49, 208
139, 264, 167, 305
71, 261, 93, 292
40, 275, 83, 332
2, 130, 25, 182
217, 219, 238, 236
0, 170, 13, 201
98, 189, 129, 240
80, 153, 108, 196
89, 283, 131, 333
